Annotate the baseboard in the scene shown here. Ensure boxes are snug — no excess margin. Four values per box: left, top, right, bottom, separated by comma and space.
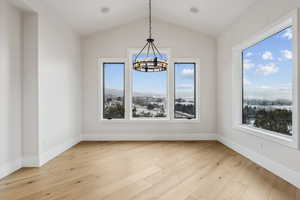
22, 155, 40, 167
82, 132, 218, 141
218, 135, 300, 189
39, 135, 81, 166
0, 159, 22, 180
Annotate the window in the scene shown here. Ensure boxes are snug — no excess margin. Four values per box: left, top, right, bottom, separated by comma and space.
131, 54, 168, 119
102, 63, 125, 119
232, 11, 299, 148
242, 26, 293, 136
99, 54, 200, 122
174, 63, 196, 119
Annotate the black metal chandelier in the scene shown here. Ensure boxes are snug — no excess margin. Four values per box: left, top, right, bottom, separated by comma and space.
133, 0, 168, 72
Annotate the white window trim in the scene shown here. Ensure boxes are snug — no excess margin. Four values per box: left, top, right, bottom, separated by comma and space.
98, 58, 128, 121
98, 54, 201, 122
232, 9, 300, 149
128, 48, 172, 120
172, 58, 201, 121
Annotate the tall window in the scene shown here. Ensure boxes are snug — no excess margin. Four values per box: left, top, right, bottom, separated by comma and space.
174, 63, 196, 119
132, 54, 168, 118
242, 26, 293, 136
103, 63, 125, 119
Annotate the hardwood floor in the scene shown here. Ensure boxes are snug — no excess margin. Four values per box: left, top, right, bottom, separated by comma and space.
0, 141, 299, 200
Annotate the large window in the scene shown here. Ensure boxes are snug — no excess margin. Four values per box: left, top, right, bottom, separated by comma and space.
174, 63, 196, 119
242, 26, 293, 136
103, 63, 125, 119
131, 54, 168, 118
100, 55, 200, 121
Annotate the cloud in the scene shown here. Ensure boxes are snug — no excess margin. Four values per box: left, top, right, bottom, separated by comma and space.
245, 52, 253, 57
181, 68, 194, 78
244, 84, 292, 101
256, 63, 279, 75
257, 86, 270, 90
243, 78, 251, 85
177, 84, 193, 89
281, 50, 292, 60
262, 51, 273, 60
243, 59, 255, 70
282, 28, 292, 40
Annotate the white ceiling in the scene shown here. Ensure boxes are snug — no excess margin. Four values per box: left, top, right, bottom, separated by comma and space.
43, 0, 258, 36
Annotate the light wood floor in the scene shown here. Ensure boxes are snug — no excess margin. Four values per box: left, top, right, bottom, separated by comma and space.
0, 141, 299, 200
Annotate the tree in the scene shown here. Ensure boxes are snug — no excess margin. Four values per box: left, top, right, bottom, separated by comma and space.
175, 104, 195, 115
253, 109, 292, 135
147, 104, 155, 110
104, 103, 125, 119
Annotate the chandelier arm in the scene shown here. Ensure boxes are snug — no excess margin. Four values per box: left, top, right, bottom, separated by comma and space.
150, 42, 157, 58
152, 42, 165, 60
146, 42, 151, 57
134, 42, 149, 61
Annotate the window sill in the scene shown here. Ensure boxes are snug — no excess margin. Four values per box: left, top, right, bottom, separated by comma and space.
233, 125, 298, 149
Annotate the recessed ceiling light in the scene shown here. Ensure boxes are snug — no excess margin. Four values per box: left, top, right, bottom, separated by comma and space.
100, 7, 110, 14
190, 7, 199, 14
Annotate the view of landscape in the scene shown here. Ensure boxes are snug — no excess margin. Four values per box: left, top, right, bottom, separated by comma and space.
102, 56, 198, 119
132, 54, 168, 118
242, 26, 293, 135
103, 63, 125, 119
175, 63, 196, 119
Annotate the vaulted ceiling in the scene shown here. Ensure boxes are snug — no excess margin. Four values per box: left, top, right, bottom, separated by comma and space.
43, 0, 258, 36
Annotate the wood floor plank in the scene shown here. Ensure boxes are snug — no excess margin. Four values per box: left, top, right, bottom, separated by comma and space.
0, 141, 298, 200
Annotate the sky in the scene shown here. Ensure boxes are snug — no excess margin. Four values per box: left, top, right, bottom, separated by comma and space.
103, 54, 196, 99
243, 26, 293, 101
104, 63, 124, 94
132, 53, 168, 95
175, 63, 195, 99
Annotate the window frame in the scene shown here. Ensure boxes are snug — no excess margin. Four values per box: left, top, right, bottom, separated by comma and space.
232, 9, 299, 149
173, 59, 200, 121
128, 48, 171, 120
98, 56, 201, 122
98, 58, 128, 121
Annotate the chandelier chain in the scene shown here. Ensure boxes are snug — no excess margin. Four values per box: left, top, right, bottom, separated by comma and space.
149, 0, 152, 39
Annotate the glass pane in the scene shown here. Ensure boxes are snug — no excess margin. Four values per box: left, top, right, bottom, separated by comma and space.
174, 63, 196, 119
132, 54, 168, 118
242, 26, 293, 136
103, 63, 125, 119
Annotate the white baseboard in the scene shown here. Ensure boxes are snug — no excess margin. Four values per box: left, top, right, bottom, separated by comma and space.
0, 159, 22, 180
82, 132, 218, 141
218, 135, 300, 189
22, 155, 40, 167
39, 135, 81, 166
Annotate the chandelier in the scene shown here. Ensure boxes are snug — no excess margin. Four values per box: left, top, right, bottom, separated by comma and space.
133, 0, 168, 72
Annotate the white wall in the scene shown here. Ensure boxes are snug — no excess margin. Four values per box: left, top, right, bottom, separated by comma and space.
35, 1, 82, 164
1, 0, 83, 172
0, 0, 23, 178
82, 18, 217, 140
217, 0, 300, 187
22, 12, 39, 167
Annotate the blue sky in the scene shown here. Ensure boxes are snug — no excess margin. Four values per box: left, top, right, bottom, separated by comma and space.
103, 55, 169, 95
104, 63, 124, 91
243, 26, 293, 101
132, 53, 168, 95
175, 63, 195, 99
104, 55, 196, 97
